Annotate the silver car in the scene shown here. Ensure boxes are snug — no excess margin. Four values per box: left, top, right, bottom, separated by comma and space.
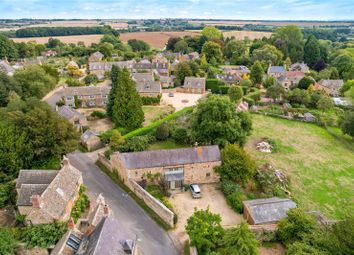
190, 184, 201, 198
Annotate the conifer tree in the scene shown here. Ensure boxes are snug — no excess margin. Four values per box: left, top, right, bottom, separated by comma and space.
107, 65, 121, 117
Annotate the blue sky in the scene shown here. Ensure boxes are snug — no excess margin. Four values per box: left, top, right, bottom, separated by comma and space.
0, 0, 353, 20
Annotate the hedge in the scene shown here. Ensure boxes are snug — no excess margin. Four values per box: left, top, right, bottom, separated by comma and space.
141, 95, 161, 105
123, 107, 193, 139
206, 79, 227, 94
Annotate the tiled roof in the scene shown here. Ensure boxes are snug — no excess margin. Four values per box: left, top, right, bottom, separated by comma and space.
131, 72, 154, 82
136, 80, 161, 93
16, 170, 59, 189
17, 184, 49, 206
89, 61, 135, 71
183, 77, 206, 89
64, 86, 110, 97
268, 66, 286, 74
117, 145, 221, 170
57, 106, 84, 121
243, 197, 296, 224
81, 130, 99, 143
318, 79, 344, 90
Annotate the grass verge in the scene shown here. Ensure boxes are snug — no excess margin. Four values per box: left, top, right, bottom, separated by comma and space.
95, 161, 172, 230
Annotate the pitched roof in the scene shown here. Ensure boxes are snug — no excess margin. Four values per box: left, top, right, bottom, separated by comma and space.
17, 184, 49, 206
131, 72, 154, 83
117, 145, 221, 170
183, 77, 206, 89
90, 51, 104, 60
81, 130, 99, 143
136, 80, 161, 93
318, 79, 344, 90
89, 61, 135, 71
268, 66, 286, 74
77, 216, 135, 255
216, 73, 242, 84
64, 86, 110, 97
0, 60, 15, 74
243, 197, 296, 224
57, 106, 85, 121
16, 170, 59, 189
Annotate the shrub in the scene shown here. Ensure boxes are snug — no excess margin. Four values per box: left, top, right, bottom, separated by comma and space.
66, 77, 83, 87
84, 73, 98, 85
109, 130, 125, 151
171, 127, 189, 144
226, 191, 246, 213
90, 110, 106, 119
243, 96, 255, 106
141, 95, 162, 105
219, 180, 242, 196
22, 222, 67, 248
156, 124, 170, 141
247, 89, 261, 102
0, 182, 15, 208
0, 228, 17, 255
71, 185, 90, 223
100, 130, 113, 144
104, 148, 113, 159
119, 135, 150, 152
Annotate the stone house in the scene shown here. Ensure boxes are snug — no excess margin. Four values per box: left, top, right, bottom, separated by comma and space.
41, 50, 57, 57
16, 158, 83, 225
0, 59, 15, 76
89, 51, 104, 62
57, 105, 87, 128
135, 80, 162, 98
267, 65, 286, 78
221, 65, 250, 76
81, 129, 103, 151
110, 146, 221, 191
89, 61, 135, 79
216, 73, 243, 85
316, 79, 344, 97
159, 75, 174, 88
277, 71, 305, 91
153, 62, 169, 76
133, 59, 152, 72
177, 77, 206, 94
131, 72, 154, 83
64, 86, 110, 108
243, 197, 296, 225
290, 62, 310, 73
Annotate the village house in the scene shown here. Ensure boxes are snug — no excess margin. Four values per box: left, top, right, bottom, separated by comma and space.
16, 158, 83, 225
64, 86, 110, 108
81, 129, 103, 152
177, 76, 206, 94
89, 51, 104, 62
159, 75, 174, 88
267, 65, 286, 78
153, 62, 169, 76
216, 73, 243, 85
180, 52, 200, 62
67, 60, 79, 69
133, 59, 152, 72
316, 79, 344, 97
221, 65, 250, 76
131, 72, 154, 83
110, 145, 221, 191
0, 59, 15, 76
277, 71, 305, 90
152, 53, 169, 64
136, 80, 162, 98
290, 62, 310, 73
57, 105, 87, 128
243, 197, 296, 225
41, 50, 57, 57
89, 60, 135, 79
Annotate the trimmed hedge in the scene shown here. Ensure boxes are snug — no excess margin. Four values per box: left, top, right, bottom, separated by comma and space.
141, 95, 161, 105
123, 107, 193, 139
206, 79, 227, 94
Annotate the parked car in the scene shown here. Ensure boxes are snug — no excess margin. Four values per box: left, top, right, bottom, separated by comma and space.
168, 92, 174, 97
190, 184, 201, 198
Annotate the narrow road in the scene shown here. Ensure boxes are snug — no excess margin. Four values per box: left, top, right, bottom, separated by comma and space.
67, 151, 178, 255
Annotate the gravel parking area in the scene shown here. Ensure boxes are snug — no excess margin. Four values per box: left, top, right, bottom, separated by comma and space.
161, 91, 205, 110
169, 184, 242, 243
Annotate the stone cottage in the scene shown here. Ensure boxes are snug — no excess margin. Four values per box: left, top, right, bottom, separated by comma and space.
57, 105, 87, 129
16, 158, 83, 225
64, 86, 110, 108
177, 77, 206, 94
110, 146, 221, 190
81, 129, 103, 152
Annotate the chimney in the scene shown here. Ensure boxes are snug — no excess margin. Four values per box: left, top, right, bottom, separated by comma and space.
103, 204, 110, 216
68, 218, 75, 230
31, 195, 41, 208
62, 156, 70, 166
197, 147, 203, 157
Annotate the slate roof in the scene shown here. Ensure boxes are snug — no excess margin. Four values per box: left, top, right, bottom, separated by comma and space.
136, 80, 161, 94
90, 51, 104, 60
89, 61, 135, 71
57, 106, 84, 121
290, 62, 309, 72
0, 60, 15, 75
117, 145, 221, 170
268, 66, 286, 74
318, 79, 344, 90
81, 130, 99, 143
131, 72, 154, 83
243, 197, 296, 224
216, 73, 243, 84
17, 184, 49, 206
76, 216, 135, 255
64, 86, 110, 97
183, 77, 206, 89
16, 170, 59, 189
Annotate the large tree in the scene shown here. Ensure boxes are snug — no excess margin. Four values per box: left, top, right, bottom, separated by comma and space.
174, 62, 193, 86
107, 65, 121, 117
228, 86, 244, 103
201, 41, 223, 65
304, 35, 321, 69
190, 95, 252, 147
273, 25, 304, 62
0, 72, 21, 107
250, 61, 264, 85
251, 44, 283, 65
220, 222, 259, 255
224, 40, 248, 64
0, 35, 18, 61
201, 26, 222, 40
266, 83, 285, 102
112, 68, 144, 130
332, 53, 354, 80
339, 111, 354, 138
186, 208, 224, 254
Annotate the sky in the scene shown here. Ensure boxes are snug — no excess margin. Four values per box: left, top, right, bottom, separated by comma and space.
0, 0, 353, 20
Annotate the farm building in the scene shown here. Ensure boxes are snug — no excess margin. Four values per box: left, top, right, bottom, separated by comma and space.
243, 197, 296, 225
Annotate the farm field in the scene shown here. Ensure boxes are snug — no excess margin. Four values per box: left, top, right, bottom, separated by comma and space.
245, 114, 354, 219
119, 31, 200, 49
12, 34, 104, 45
223, 30, 272, 40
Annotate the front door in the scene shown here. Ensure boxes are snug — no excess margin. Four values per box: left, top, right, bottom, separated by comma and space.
170, 181, 176, 190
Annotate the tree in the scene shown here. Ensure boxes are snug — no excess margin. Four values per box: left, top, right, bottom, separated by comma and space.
304, 35, 321, 69
83, 73, 98, 85
228, 86, 244, 103
109, 129, 125, 151
201, 26, 222, 40
185, 208, 224, 254
107, 65, 121, 117
156, 124, 170, 141
112, 68, 144, 130
273, 25, 304, 62
287, 88, 310, 106
251, 44, 283, 65
202, 41, 223, 65
332, 53, 354, 80
128, 39, 150, 52
340, 80, 354, 95
298, 76, 315, 90
263, 76, 277, 89
278, 208, 317, 245
219, 222, 259, 255
217, 144, 256, 184
47, 38, 62, 48
0, 34, 18, 60
0, 72, 21, 107
98, 42, 114, 58
166, 37, 181, 51
0, 228, 17, 255
345, 86, 354, 104
250, 61, 264, 85
174, 40, 189, 54
175, 62, 192, 85
67, 65, 84, 77
190, 95, 252, 147
266, 83, 285, 102
224, 40, 248, 64
316, 96, 333, 111
339, 111, 354, 138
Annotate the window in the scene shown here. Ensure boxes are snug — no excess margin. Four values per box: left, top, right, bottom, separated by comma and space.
89, 95, 95, 99
102, 95, 107, 98
206, 173, 211, 178
89, 101, 95, 106
66, 96, 73, 101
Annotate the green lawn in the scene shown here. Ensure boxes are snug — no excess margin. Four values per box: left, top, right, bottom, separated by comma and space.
143, 105, 174, 126
148, 140, 186, 151
246, 114, 354, 219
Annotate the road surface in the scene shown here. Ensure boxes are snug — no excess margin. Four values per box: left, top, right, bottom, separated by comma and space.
67, 151, 178, 255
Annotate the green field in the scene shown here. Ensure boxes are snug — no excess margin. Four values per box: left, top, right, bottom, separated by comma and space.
246, 114, 354, 219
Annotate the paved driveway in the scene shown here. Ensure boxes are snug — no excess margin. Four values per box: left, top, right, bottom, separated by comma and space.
43, 87, 64, 110
161, 91, 205, 111
67, 151, 178, 255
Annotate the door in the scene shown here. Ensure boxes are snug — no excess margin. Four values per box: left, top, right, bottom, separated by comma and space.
170, 181, 175, 190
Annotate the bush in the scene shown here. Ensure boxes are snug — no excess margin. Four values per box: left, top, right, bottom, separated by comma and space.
171, 127, 189, 144
243, 96, 255, 106
0, 182, 15, 208
247, 89, 261, 102
156, 124, 170, 141
66, 77, 83, 87
70, 185, 90, 223
219, 180, 242, 196
84, 73, 98, 85
119, 135, 151, 152
206, 79, 228, 94
226, 191, 246, 213
219, 86, 230, 95
90, 110, 106, 119
104, 148, 113, 159
0, 228, 17, 255
22, 222, 67, 248
141, 95, 161, 105
100, 130, 113, 144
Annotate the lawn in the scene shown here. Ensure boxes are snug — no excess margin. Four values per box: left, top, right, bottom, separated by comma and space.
245, 114, 354, 219
143, 105, 174, 126
148, 140, 186, 151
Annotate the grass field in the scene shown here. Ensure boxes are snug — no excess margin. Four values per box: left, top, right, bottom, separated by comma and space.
223, 30, 272, 40
143, 105, 174, 126
245, 114, 354, 219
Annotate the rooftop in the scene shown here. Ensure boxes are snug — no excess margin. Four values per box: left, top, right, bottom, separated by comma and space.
183, 77, 206, 89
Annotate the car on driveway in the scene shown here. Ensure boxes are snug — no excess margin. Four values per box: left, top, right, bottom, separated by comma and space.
190, 184, 201, 198
168, 92, 174, 97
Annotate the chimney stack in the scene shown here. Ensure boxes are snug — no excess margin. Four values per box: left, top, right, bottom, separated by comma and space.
68, 218, 75, 230
62, 156, 70, 166
197, 146, 203, 157
103, 204, 110, 216
31, 195, 41, 208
